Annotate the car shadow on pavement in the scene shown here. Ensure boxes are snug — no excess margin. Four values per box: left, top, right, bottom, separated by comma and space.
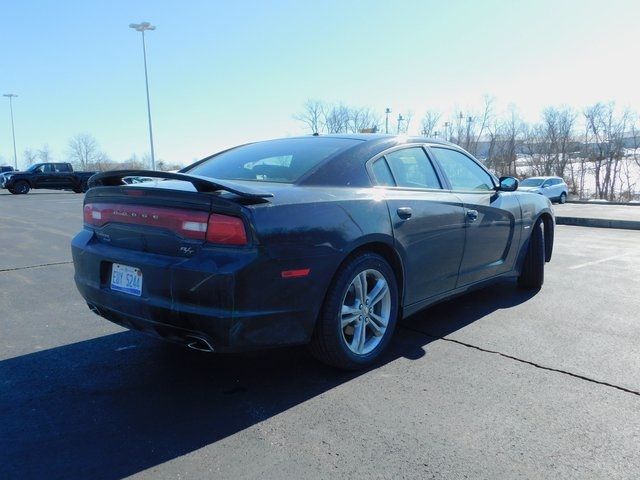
0, 279, 536, 479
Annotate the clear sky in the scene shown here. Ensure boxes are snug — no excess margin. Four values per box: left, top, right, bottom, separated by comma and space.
1, 0, 638, 168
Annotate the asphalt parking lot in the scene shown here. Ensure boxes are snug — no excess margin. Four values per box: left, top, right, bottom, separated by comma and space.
2, 192, 640, 479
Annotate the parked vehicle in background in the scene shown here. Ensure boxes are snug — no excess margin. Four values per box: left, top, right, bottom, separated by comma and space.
122, 176, 155, 184
518, 176, 568, 204
0, 167, 15, 188
1, 163, 97, 194
72, 135, 554, 370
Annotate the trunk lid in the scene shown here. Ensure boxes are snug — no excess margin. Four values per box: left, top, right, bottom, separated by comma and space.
84, 171, 270, 257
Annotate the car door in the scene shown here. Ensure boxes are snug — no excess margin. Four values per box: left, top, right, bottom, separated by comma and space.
551, 178, 563, 199
429, 146, 522, 287
368, 145, 466, 306
52, 163, 75, 188
33, 164, 55, 188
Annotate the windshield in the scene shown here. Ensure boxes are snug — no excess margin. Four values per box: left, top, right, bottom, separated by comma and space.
25, 164, 41, 172
520, 178, 545, 187
186, 137, 362, 183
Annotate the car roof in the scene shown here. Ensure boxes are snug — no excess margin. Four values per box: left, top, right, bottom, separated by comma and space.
287, 133, 457, 147
290, 134, 470, 187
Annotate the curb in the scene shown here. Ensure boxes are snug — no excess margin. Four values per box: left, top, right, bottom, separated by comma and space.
567, 200, 640, 206
556, 216, 640, 230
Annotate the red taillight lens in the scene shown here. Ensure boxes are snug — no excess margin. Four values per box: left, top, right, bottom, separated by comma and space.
206, 213, 247, 245
84, 203, 247, 245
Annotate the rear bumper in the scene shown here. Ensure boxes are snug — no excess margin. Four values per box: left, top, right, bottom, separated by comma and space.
72, 229, 331, 351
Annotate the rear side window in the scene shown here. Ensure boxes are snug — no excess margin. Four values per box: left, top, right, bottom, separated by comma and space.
432, 147, 494, 191
186, 137, 362, 183
384, 147, 441, 189
370, 159, 395, 186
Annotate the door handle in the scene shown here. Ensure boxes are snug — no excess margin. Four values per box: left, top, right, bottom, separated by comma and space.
397, 207, 413, 220
466, 209, 479, 222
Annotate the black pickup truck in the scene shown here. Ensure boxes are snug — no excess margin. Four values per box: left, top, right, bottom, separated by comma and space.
1, 162, 97, 194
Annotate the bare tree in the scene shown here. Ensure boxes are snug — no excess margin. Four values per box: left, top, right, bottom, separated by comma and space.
584, 103, 630, 200
420, 110, 441, 137
294, 99, 325, 134
322, 104, 349, 134
349, 107, 380, 133
485, 108, 524, 176
23, 148, 38, 166
37, 145, 53, 163
630, 121, 640, 170
68, 133, 109, 170
470, 95, 494, 156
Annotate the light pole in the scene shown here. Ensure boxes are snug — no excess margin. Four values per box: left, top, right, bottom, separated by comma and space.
397, 114, 404, 134
3, 93, 18, 169
129, 22, 157, 170
385, 108, 391, 134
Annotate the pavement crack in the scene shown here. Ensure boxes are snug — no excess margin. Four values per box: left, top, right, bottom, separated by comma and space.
0, 261, 73, 273
401, 325, 640, 398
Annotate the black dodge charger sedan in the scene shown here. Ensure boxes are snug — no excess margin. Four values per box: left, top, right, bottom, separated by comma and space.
72, 135, 554, 369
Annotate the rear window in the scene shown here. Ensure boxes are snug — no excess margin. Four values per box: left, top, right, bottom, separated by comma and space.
186, 137, 362, 183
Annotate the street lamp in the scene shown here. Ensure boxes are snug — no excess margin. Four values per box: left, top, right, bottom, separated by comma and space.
3, 93, 18, 169
397, 114, 404, 134
129, 22, 157, 170
385, 108, 391, 134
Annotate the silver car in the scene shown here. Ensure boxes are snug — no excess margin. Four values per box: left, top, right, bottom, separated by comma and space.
519, 176, 568, 204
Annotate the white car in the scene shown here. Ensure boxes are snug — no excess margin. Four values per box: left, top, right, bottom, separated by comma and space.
519, 176, 568, 204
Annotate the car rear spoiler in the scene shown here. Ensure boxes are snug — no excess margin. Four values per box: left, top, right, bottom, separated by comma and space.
87, 170, 274, 199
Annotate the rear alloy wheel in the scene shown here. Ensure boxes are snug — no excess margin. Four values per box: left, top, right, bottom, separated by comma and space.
518, 219, 545, 289
559, 192, 567, 204
13, 181, 30, 194
309, 253, 399, 370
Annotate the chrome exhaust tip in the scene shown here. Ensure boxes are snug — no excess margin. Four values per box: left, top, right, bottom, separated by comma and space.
185, 335, 215, 353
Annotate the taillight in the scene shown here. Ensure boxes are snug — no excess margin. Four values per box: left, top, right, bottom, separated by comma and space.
84, 203, 247, 245
206, 213, 247, 245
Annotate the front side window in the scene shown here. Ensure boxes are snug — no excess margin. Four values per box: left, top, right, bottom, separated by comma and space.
186, 137, 362, 183
383, 147, 441, 189
520, 178, 544, 187
433, 148, 494, 191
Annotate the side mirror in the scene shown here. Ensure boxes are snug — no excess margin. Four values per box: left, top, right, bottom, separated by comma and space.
497, 176, 519, 192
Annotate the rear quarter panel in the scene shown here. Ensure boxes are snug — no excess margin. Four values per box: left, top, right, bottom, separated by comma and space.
514, 191, 554, 269
240, 185, 394, 339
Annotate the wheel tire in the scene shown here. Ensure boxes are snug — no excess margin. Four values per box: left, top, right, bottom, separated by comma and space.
73, 182, 87, 194
309, 253, 399, 370
559, 192, 567, 204
518, 220, 545, 289
13, 181, 30, 194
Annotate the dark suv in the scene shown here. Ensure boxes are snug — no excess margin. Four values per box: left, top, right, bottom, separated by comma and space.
1, 162, 97, 194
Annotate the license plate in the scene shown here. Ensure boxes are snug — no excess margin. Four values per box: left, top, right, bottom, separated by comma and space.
110, 263, 143, 296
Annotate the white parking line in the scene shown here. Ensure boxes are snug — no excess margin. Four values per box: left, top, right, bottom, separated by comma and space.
569, 254, 628, 270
